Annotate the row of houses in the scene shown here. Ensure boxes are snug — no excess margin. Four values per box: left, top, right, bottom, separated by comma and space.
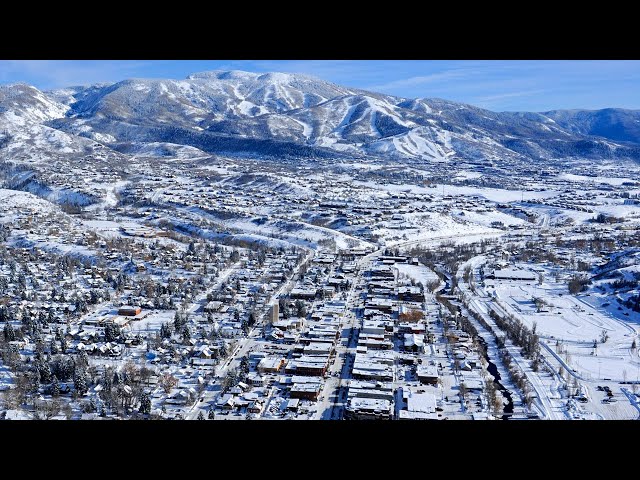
346, 257, 441, 419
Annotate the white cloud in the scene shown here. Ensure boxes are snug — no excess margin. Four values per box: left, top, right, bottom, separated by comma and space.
366, 69, 474, 93
0, 60, 152, 89
474, 90, 546, 110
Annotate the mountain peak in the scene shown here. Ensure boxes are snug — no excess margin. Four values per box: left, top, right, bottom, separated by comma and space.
186, 69, 324, 85
0, 82, 68, 122
186, 70, 262, 81
0, 82, 41, 94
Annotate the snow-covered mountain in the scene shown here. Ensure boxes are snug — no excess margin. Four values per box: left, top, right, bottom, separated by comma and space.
0, 83, 68, 123
56, 70, 361, 124
2, 70, 640, 164
540, 108, 640, 144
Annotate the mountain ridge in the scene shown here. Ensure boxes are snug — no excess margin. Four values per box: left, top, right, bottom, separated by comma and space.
1, 70, 640, 165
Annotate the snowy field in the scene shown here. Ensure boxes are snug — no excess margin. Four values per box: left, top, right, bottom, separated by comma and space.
394, 263, 439, 287
450, 208, 528, 228
0, 188, 56, 220
354, 180, 560, 203
223, 217, 370, 250
127, 310, 175, 335
487, 268, 640, 383
82, 220, 126, 238
371, 212, 499, 246
558, 173, 637, 186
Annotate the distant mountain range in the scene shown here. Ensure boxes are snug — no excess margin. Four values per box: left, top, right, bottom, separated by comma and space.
2, 70, 640, 164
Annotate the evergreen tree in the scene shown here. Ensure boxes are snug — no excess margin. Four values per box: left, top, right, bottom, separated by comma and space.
160, 322, 172, 339
295, 300, 307, 318
239, 356, 250, 374
104, 323, 121, 343
173, 312, 184, 331
139, 392, 151, 415
90, 289, 100, 305
103, 371, 112, 393
3, 322, 15, 341
208, 409, 215, 420
39, 360, 51, 383
77, 351, 89, 371
51, 375, 60, 397
197, 411, 205, 420
182, 326, 191, 344
74, 372, 88, 396
34, 341, 45, 359
30, 370, 41, 394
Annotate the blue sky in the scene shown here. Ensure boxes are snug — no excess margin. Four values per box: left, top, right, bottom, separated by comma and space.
1, 60, 639, 112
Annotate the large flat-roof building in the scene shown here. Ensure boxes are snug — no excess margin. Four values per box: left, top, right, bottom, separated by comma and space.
489, 269, 536, 281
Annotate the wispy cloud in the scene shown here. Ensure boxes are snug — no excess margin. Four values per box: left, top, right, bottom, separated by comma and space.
0, 60, 153, 90
366, 69, 473, 93
473, 89, 547, 110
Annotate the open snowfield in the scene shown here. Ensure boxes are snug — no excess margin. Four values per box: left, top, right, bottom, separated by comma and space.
354, 180, 561, 203
371, 212, 500, 246
450, 208, 527, 228
0, 188, 56, 220
223, 216, 370, 250
558, 173, 637, 186
82, 220, 126, 238
487, 269, 639, 383
128, 310, 175, 335
462, 256, 640, 419
14, 236, 97, 258
394, 263, 439, 287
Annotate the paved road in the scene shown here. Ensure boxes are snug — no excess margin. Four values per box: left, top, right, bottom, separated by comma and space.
313, 230, 508, 419
185, 250, 315, 419
315, 263, 368, 420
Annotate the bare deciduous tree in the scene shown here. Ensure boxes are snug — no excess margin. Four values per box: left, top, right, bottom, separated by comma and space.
160, 372, 178, 394
459, 382, 468, 403
33, 399, 61, 420
425, 280, 440, 293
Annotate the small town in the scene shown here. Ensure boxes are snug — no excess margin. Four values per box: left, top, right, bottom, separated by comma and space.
1, 60, 640, 420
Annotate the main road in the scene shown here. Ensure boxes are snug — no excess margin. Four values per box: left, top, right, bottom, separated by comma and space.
315, 229, 507, 419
